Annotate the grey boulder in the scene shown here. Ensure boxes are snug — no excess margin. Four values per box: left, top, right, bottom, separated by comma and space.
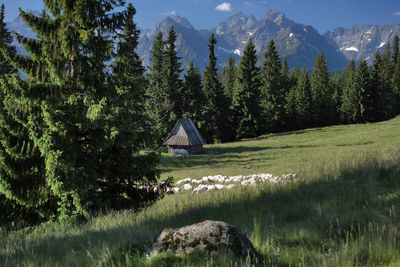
148, 220, 259, 260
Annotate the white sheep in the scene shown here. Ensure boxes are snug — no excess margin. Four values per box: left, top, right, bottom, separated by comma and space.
182, 184, 193, 191
215, 184, 224, 190
191, 179, 203, 184
193, 185, 208, 194
176, 178, 192, 185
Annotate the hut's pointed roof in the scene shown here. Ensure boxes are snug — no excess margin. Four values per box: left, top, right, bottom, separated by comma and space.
164, 118, 206, 146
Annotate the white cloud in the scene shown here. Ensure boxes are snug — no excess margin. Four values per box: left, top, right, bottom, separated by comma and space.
162, 10, 177, 16
215, 2, 232, 12
394, 11, 400, 16
244, 1, 254, 6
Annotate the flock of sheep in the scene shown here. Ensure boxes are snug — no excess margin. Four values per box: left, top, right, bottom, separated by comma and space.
165, 173, 297, 194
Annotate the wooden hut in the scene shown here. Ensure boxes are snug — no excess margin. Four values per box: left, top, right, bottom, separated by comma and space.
164, 118, 206, 155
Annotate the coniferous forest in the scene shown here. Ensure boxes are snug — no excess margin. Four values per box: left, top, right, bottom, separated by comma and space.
1, 0, 400, 228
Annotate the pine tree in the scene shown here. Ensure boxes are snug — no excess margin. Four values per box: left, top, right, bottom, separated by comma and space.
340, 60, 359, 123
0, 4, 16, 75
281, 57, 290, 94
1, 1, 159, 221
284, 66, 300, 130
370, 51, 385, 122
356, 58, 373, 122
146, 32, 167, 145
221, 56, 236, 99
0, 5, 52, 222
310, 52, 334, 126
330, 73, 342, 124
392, 55, 400, 115
231, 38, 261, 139
104, 3, 159, 207
260, 39, 285, 133
294, 68, 313, 129
201, 33, 233, 143
164, 26, 184, 126
182, 61, 204, 122
393, 35, 399, 64
380, 44, 395, 118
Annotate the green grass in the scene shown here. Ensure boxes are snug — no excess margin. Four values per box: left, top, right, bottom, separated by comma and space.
159, 117, 400, 180
1, 116, 400, 266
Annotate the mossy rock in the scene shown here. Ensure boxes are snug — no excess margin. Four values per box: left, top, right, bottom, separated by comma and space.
147, 220, 259, 261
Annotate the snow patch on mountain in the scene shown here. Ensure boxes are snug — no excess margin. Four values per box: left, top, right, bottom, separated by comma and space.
378, 42, 386, 48
234, 49, 242, 56
340, 46, 359, 52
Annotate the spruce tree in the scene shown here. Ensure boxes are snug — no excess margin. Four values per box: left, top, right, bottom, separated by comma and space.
182, 61, 204, 122
340, 60, 359, 123
0, 5, 52, 222
370, 51, 385, 122
380, 44, 395, 118
356, 58, 373, 122
294, 68, 313, 129
310, 52, 334, 126
164, 26, 184, 126
2, 1, 159, 221
392, 55, 400, 115
330, 73, 342, 124
104, 3, 159, 207
284, 66, 300, 131
260, 39, 285, 133
221, 56, 236, 99
231, 38, 261, 139
201, 33, 233, 143
393, 35, 399, 64
146, 32, 167, 145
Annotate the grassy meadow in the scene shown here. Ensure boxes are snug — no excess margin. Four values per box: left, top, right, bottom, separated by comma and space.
1, 116, 400, 266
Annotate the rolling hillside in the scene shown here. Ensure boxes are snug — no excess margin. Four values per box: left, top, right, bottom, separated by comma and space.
1, 116, 400, 266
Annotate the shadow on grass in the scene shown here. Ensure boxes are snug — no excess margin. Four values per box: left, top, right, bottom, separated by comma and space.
2, 154, 400, 266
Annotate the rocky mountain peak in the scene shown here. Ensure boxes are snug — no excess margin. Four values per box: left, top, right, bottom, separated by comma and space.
261, 9, 293, 28
173, 16, 194, 29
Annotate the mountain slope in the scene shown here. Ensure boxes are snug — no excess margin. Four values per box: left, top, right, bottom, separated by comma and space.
214, 10, 348, 69
5, 10, 400, 70
324, 24, 400, 64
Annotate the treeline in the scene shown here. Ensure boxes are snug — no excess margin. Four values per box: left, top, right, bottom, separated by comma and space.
147, 28, 400, 143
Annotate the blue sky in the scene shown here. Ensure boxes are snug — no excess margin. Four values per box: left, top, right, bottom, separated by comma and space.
1, 0, 400, 33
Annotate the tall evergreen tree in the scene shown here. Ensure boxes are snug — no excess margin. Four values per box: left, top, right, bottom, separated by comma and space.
380, 44, 395, 118
370, 51, 385, 122
0, 5, 52, 222
182, 61, 204, 122
105, 3, 159, 207
221, 56, 236, 99
392, 54, 400, 115
231, 38, 261, 139
294, 68, 313, 129
201, 33, 233, 143
340, 60, 359, 123
164, 26, 184, 125
260, 39, 285, 133
393, 35, 399, 64
1, 1, 159, 221
356, 58, 373, 122
310, 52, 334, 126
330, 73, 342, 124
0, 5, 51, 226
146, 32, 167, 145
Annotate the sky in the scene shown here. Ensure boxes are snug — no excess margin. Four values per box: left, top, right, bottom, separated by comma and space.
1, 0, 400, 34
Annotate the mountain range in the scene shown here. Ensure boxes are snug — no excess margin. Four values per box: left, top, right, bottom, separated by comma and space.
6, 9, 400, 71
